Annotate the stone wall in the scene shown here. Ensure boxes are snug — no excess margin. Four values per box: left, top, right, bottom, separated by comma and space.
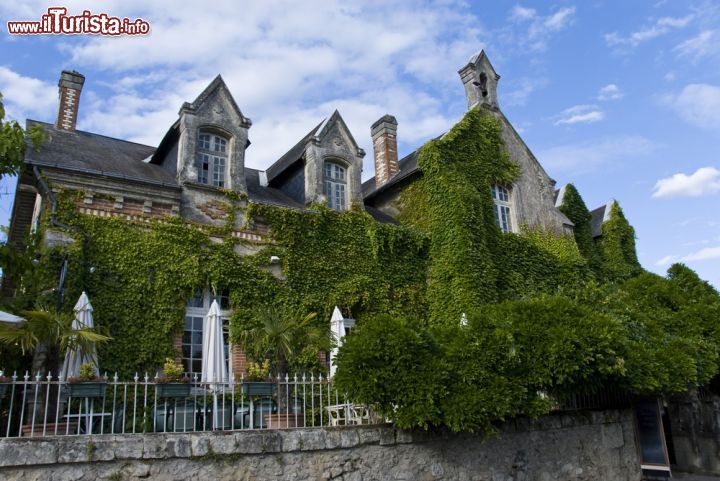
667, 392, 720, 475
0, 410, 641, 481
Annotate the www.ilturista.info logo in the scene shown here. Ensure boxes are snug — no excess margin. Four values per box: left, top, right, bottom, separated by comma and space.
7, 7, 150, 36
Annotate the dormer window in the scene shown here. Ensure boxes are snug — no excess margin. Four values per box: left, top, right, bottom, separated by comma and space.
323, 161, 347, 211
196, 132, 228, 187
492, 184, 513, 233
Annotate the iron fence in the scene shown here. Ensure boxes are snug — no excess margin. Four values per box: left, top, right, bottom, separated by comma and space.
0, 371, 380, 438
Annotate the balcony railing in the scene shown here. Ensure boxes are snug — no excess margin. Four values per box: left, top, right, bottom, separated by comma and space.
0, 371, 380, 438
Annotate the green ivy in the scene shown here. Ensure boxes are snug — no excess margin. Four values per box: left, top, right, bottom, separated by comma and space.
597, 202, 642, 282
558, 184, 601, 274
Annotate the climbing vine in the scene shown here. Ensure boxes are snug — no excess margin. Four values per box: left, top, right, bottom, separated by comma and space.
558, 184, 602, 275
597, 202, 642, 282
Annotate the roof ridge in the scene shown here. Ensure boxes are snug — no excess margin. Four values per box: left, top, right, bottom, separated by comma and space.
27, 119, 157, 150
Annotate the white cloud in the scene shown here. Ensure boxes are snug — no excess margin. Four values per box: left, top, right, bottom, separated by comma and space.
505, 77, 549, 106
597, 84, 623, 101
0, 67, 57, 123
554, 104, 605, 125
511, 5, 536, 21
537, 135, 656, 175
652, 167, 720, 198
655, 255, 679, 266
0, 1, 487, 172
656, 246, 720, 266
662, 83, 720, 131
605, 14, 693, 48
507, 5, 576, 51
674, 30, 719, 61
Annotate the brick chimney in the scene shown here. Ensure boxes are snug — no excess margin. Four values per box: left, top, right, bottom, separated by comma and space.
56, 70, 85, 132
371, 115, 399, 187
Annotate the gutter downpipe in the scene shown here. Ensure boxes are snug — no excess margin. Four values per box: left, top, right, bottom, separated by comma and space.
32, 165, 83, 310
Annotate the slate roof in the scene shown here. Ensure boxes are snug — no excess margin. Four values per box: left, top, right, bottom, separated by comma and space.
266, 120, 323, 184
25, 120, 178, 188
362, 150, 420, 200
590, 203, 610, 238
245, 168, 304, 209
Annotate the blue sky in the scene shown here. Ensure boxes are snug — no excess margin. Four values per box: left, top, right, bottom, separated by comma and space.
1, 1, 719, 288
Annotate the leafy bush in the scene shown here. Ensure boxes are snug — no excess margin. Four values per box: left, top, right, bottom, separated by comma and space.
335, 296, 627, 433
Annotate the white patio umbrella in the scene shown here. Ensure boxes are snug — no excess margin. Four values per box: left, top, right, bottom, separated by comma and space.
0, 310, 24, 324
60, 292, 98, 381
201, 299, 228, 385
329, 306, 346, 378
201, 299, 227, 429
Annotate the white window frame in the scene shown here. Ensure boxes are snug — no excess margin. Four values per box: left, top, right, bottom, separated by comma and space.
323, 161, 347, 211
183, 287, 232, 376
196, 133, 228, 188
492, 184, 514, 233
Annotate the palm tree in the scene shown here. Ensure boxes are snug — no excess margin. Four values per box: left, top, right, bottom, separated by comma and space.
0, 308, 111, 378
235, 305, 331, 411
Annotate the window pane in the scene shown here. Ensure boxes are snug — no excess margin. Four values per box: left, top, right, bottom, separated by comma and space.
212, 156, 225, 187
193, 317, 203, 330
199, 134, 210, 150
192, 331, 202, 344
214, 136, 227, 153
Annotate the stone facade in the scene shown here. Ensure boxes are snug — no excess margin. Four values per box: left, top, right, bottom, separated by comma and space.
0, 410, 641, 481
667, 392, 720, 475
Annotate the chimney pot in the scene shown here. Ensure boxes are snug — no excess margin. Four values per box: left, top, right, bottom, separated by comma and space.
371, 115, 399, 187
56, 70, 85, 132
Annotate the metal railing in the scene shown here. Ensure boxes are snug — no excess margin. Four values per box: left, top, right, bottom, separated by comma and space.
0, 371, 380, 438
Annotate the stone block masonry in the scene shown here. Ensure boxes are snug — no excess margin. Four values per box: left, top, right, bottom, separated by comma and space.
0, 410, 641, 481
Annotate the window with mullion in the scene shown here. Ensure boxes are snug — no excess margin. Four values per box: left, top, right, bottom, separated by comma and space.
196, 133, 228, 187
182, 288, 232, 376
491, 184, 513, 233
323, 161, 347, 211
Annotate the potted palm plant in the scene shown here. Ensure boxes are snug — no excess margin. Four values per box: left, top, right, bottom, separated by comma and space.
67, 362, 106, 398
155, 358, 192, 398
233, 305, 332, 428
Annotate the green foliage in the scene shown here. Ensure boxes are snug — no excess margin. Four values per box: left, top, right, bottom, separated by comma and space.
335, 296, 627, 433
78, 362, 97, 381
247, 203, 429, 323
245, 359, 270, 381
570, 270, 720, 395
597, 202, 642, 282
0, 308, 111, 358
160, 357, 184, 382
232, 306, 327, 375
558, 184, 601, 273
411, 108, 519, 321
0, 93, 44, 177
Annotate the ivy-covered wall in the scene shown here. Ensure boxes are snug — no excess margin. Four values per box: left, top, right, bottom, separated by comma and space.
20, 106, 701, 397
31, 190, 428, 377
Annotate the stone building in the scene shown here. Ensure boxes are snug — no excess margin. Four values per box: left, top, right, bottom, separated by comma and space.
6, 50, 613, 376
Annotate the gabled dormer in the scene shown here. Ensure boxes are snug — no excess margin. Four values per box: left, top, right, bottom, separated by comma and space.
267, 110, 365, 210
152, 75, 251, 194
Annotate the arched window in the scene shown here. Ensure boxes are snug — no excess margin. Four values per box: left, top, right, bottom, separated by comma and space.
323, 161, 347, 211
196, 132, 228, 187
491, 184, 513, 233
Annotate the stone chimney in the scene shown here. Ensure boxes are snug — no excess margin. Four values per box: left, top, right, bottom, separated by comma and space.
56, 70, 85, 132
371, 115, 399, 186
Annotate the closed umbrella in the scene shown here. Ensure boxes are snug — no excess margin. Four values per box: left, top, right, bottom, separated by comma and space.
329, 306, 345, 378
201, 299, 227, 429
60, 292, 98, 381
0, 310, 24, 324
